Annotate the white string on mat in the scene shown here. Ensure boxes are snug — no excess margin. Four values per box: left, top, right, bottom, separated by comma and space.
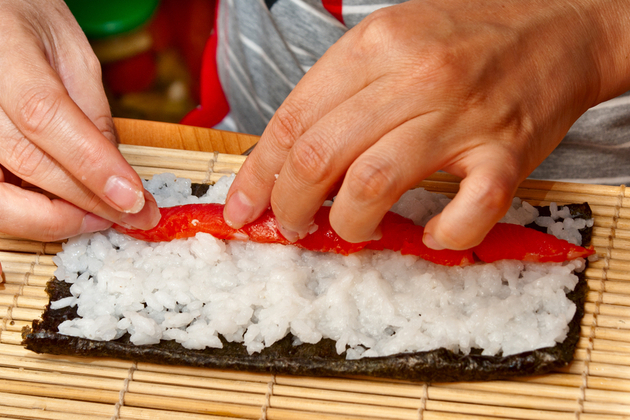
574, 184, 625, 420
111, 362, 137, 420
202, 151, 219, 185
417, 383, 428, 420
259, 374, 276, 420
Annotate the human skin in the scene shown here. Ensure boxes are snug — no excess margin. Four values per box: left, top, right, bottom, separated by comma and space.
223, 0, 630, 250
0, 0, 160, 245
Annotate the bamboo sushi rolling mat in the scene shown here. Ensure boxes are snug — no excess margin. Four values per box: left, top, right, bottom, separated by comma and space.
1, 135, 630, 419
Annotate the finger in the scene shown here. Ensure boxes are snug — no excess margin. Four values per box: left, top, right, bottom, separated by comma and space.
224, 31, 374, 229
423, 154, 522, 250
269, 77, 430, 239
0, 182, 113, 241
327, 113, 451, 243
0, 109, 160, 231
0, 24, 150, 219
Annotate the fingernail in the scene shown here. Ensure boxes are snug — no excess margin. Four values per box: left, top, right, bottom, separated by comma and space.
224, 190, 255, 229
104, 176, 144, 213
120, 191, 161, 229
278, 224, 300, 243
423, 232, 445, 250
80, 213, 114, 234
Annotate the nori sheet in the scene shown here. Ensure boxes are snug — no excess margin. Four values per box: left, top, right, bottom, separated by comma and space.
22, 202, 592, 382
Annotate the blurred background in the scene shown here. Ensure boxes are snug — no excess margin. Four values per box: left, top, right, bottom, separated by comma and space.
65, 0, 216, 123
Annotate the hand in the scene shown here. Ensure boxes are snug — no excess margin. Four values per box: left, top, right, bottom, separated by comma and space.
224, 0, 630, 250
0, 0, 160, 244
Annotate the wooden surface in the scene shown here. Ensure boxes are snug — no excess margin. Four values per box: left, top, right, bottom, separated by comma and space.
0, 141, 629, 419
114, 118, 259, 155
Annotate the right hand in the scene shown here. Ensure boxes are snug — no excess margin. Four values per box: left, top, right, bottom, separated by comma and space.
0, 0, 160, 245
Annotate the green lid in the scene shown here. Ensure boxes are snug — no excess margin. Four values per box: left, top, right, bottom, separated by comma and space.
65, 0, 160, 39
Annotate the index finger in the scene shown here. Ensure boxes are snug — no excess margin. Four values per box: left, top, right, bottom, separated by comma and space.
0, 29, 146, 216
223, 32, 372, 232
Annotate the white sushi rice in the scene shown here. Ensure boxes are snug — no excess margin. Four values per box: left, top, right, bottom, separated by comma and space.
52, 174, 588, 358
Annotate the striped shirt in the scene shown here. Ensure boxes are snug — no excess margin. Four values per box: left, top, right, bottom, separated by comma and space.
216, 0, 630, 185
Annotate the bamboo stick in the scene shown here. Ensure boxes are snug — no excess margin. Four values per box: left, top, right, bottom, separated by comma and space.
269, 395, 418, 420
0, 391, 115, 417
584, 302, 630, 318
5, 274, 51, 288
588, 338, 630, 354
573, 349, 630, 369
0, 294, 47, 310
119, 144, 216, 161
586, 280, 630, 295
0, 378, 119, 403
132, 166, 208, 183
517, 180, 624, 196
0, 284, 48, 298
0, 251, 55, 265
584, 269, 630, 282
587, 258, 630, 271
119, 406, 238, 420
0, 308, 42, 322
586, 292, 630, 307
516, 372, 630, 395
1, 332, 28, 346
0, 343, 134, 369
132, 370, 269, 394
216, 153, 247, 165
1, 261, 56, 277
127, 381, 265, 407
4, 320, 33, 332
123, 392, 261, 418
581, 314, 630, 330
580, 325, 630, 343
136, 362, 272, 383
266, 408, 392, 420
559, 361, 630, 380
0, 355, 131, 380
0, 405, 109, 420
120, 154, 212, 172
0, 239, 62, 255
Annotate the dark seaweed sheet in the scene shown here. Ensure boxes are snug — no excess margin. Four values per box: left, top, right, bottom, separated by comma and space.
22, 202, 591, 382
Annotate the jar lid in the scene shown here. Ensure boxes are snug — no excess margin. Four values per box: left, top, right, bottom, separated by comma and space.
65, 0, 160, 39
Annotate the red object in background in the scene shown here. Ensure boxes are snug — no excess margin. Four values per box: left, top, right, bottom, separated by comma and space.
179, 0, 229, 128
322, 0, 345, 25
150, 0, 216, 101
102, 51, 158, 95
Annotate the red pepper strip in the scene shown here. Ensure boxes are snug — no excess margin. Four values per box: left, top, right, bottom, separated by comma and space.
113, 203, 594, 266
365, 212, 475, 266
472, 222, 595, 263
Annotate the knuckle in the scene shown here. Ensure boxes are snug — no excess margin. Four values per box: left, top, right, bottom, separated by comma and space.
462, 175, 514, 214
289, 136, 336, 186
69, 140, 108, 174
94, 114, 117, 145
269, 105, 307, 153
82, 192, 106, 215
345, 157, 398, 204
410, 42, 461, 87
351, 9, 401, 57
83, 54, 103, 80
6, 136, 48, 179
16, 86, 64, 137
